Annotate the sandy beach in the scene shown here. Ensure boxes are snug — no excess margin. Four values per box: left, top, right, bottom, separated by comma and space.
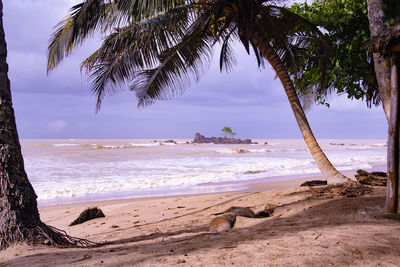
1, 174, 400, 266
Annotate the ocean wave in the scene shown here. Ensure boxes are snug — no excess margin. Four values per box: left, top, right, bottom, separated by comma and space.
160, 142, 176, 146
266, 148, 307, 152
92, 143, 161, 149
215, 148, 267, 154
130, 142, 161, 147
52, 143, 80, 147
93, 145, 126, 149
346, 144, 387, 150
243, 170, 266, 174
23, 139, 387, 203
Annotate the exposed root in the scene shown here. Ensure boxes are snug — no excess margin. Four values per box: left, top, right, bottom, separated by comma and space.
0, 223, 97, 251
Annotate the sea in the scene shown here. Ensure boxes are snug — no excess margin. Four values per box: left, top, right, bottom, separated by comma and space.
19, 139, 387, 206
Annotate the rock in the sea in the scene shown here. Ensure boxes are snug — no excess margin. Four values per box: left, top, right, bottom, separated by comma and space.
355, 169, 387, 186
164, 140, 177, 144
69, 207, 105, 226
300, 180, 328, 187
193, 132, 253, 144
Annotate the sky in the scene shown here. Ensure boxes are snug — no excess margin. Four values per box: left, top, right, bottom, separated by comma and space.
3, 0, 387, 139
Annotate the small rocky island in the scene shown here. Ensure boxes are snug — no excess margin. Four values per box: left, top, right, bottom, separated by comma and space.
193, 133, 255, 144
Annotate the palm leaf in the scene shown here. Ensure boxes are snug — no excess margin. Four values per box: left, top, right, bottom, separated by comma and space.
81, 6, 193, 110
47, 0, 190, 72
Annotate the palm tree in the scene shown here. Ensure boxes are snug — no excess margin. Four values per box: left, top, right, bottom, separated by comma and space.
0, 0, 92, 250
47, 0, 349, 184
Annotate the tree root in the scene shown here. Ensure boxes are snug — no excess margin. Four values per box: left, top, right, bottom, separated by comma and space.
0, 223, 97, 250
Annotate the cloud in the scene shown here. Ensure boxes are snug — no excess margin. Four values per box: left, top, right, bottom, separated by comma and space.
47, 120, 68, 132
3, 0, 389, 139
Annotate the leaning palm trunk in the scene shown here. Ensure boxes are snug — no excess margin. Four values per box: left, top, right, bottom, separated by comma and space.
252, 33, 349, 184
46, 1, 348, 184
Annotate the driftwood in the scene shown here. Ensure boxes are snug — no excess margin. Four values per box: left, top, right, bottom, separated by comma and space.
255, 208, 274, 218
300, 180, 327, 187
209, 213, 237, 231
210, 206, 275, 231
70, 207, 105, 226
224, 206, 256, 218
355, 169, 387, 186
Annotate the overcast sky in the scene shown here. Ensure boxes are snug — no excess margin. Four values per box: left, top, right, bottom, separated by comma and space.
3, 0, 387, 139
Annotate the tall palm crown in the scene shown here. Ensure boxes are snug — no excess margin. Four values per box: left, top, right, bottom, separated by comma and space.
48, 0, 327, 110
48, 0, 348, 183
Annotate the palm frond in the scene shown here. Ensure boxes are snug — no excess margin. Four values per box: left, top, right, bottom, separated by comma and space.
131, 12, 215, 107
47, 0, 190, 72
80, 6, 194, 110
257, 5, 332, 102
47, 0, 116, 72
219, 27, 237, 72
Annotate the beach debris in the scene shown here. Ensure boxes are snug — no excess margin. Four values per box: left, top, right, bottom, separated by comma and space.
300, 180, 328, 187
264, 203, 279, 210
210, 206, 276, 231
312, 183, 373, 198
255, 208, 274, 218
224, 206, 256, 218
209, 213, 237, 231
69, 207, 105, 226
355, 169, 387, 186
244, 170, 265, 175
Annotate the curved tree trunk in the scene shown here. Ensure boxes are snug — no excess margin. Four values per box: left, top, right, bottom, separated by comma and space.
251, 34, 349, 184
367, 0, 391, 123
0, 1, 89, 250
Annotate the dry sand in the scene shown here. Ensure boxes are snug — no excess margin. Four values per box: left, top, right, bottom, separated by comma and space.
1, 176, 400, 266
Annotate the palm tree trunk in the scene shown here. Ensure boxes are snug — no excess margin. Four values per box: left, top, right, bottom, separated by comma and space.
0, 1, 87, 250
386, 53, 400, 213
367, 0, 391, 123
251, 33, 349, 184
0, 0, 44, 249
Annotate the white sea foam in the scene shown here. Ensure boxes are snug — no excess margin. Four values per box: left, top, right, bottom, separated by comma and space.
215, 148, 267, 154
130, 142, 160, 147
160, 142, 176, 146
52, 143, 79, 147
20, 138, 387, 204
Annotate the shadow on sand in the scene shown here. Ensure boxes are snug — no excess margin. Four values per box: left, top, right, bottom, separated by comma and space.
3, 193, 400, 266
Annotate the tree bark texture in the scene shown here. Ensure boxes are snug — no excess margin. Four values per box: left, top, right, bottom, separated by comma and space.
386, 53, 400, 213
251, 33, 349, 184
0, 0, 45, 249
367, 0, 391, 122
